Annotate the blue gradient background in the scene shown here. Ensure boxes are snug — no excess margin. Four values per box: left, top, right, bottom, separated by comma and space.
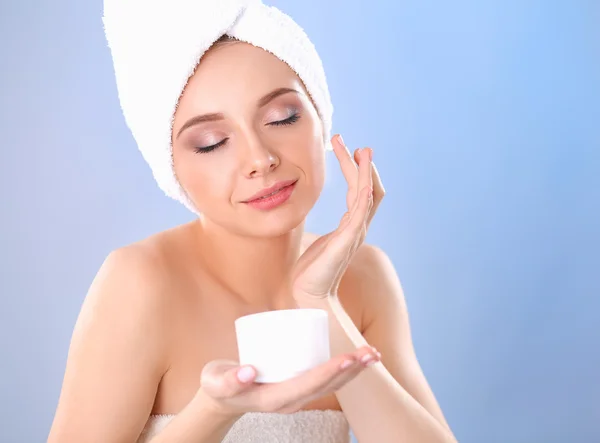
1, 1, 599, 442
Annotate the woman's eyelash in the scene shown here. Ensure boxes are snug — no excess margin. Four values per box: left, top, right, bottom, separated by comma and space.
193, 114, 300, 154
269, 113, 301, 126
194, 138, 228, 154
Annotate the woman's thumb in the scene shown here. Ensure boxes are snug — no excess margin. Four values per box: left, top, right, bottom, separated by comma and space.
201, 360, 256, 399
216, 364, 257, 398
232, 365, 257, 385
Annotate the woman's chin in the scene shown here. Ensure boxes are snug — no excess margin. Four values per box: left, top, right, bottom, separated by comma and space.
229, 202, 307, 237
248, 210, 307, 238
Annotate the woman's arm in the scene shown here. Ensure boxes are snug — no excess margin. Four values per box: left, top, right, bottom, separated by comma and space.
355, 245, 454, 435
47, 247, 240, 443
300, 244, 457, 443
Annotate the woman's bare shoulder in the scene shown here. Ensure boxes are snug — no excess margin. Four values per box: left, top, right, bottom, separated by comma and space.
102, 222, 195, 281
80, 223, 196, 330
48, 227, 192, 442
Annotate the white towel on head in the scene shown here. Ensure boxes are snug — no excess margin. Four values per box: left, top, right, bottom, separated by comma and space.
102, 0, 334, 214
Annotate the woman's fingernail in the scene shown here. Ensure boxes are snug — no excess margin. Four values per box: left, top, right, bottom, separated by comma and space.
368, 148, 373, 161
237, 366, 255, 383
340, 359, 355, 370
337, 134, 345, 146
361, 354, 375, 364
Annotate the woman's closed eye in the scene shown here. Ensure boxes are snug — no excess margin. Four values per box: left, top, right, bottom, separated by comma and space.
193, 113, 302, 154
194, 137, 228, 154
268, 112, 301, 127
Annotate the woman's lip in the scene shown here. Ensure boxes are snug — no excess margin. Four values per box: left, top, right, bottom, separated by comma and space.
244, 181, 297, 211
243, 179, 298, 202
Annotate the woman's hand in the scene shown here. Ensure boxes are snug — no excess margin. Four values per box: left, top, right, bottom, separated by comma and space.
197, 345, 381, 416
291, 135, 385, 301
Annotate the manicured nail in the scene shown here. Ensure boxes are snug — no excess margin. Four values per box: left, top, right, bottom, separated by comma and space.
368, 148, 373, 161
237, 366, 255, 383
337, 134, 345, 146
340, 359, 355, 370
361, 354, 375, 364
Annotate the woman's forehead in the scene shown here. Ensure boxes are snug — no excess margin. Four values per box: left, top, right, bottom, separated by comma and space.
176, 42, 307, 115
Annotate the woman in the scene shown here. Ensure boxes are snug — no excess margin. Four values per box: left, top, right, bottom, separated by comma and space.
48, 1, 456, 442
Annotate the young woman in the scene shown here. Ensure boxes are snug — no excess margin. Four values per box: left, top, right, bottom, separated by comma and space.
48, 2, 456, 442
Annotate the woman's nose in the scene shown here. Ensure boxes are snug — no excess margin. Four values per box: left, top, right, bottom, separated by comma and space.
240, 136, 280, 178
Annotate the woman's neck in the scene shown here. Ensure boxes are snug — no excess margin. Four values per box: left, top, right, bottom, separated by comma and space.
193, 218, 305, 309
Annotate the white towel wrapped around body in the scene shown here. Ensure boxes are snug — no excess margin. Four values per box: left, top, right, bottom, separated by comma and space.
137, 410, 351, 443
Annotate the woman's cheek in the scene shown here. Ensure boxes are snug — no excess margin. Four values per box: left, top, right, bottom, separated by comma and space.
189, 168, 224, 205
172, 156, 212, 205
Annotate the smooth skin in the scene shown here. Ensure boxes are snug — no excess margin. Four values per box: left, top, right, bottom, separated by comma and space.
48, 41, 456, 443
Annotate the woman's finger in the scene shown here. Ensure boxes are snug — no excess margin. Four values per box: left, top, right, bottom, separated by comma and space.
343, 149, 372, 227
367, 161, 385, 228
354, 148, 384, 229
348, 148, 373, 232
280, 363, 366, 413
326, 184, 371, 268
277, 346, 381, 413
332, 135, 359, 208
345, 185, 373, 241
201, 360, 257, 399
335, 167, 366, 234
257, 346, 380, 412
246, 353, 355, 411
322, 347, 381, 393
357, 148, 373, 202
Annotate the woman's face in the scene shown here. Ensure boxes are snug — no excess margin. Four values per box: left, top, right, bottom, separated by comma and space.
172, 41, 326, 237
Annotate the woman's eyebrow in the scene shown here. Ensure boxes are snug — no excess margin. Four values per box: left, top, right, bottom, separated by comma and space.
176, 112, 225, 139
257, 87, 300, 108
